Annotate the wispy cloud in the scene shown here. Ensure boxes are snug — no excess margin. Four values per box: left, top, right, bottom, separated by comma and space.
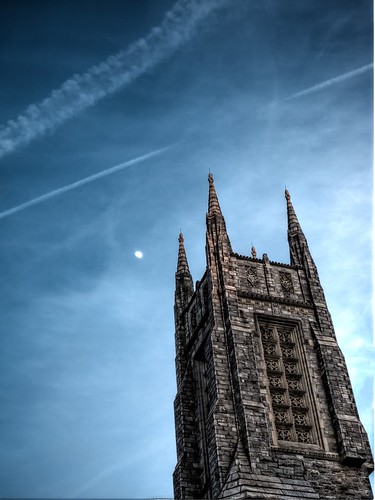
280, 63, 373, 102
0, 0, 228, 159
0, 144, 175, 219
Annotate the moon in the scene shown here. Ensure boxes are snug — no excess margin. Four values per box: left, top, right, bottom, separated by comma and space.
134, 251, 143, 259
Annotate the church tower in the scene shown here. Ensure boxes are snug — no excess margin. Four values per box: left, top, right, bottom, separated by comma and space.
173, 175, 373, 499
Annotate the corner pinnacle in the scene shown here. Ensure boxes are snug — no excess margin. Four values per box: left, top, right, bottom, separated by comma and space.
207, 172, 222, 216
285, 187, 300, 235
177, 232, 191, 276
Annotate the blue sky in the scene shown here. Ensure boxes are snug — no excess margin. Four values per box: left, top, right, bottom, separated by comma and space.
0, 0, 373, 497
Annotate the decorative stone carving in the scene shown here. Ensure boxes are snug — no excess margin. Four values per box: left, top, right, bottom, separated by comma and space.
284, 362, 298, 374
271, 392, 286, 405
290, 395, 305, 408
264, 344, 277, 357
275, 410, 289, 423
296, 429, 312, 443
269, 376, 283, 388
278, 330, 292, 343
281, 346, 295, 359
260, 326, 274, 341
277, 428, 292, 441
265, 359, 280, 372
293, 412, 308, 425
279, 272, 294, 296
246, 266, 259, 286
259, 319, 316, 447
287, 378, 301, 390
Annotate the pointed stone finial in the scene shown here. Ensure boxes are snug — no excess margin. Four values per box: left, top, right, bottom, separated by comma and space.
175, 232, 194, 312
284, 189, 315, 268
251, 244, 257, 259
205, 173, 232, 263
207, 172, 222, 216
177, 232, 191, 276
285, 187, 300, 235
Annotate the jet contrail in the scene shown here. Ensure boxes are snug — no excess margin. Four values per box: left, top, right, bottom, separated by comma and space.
0, 0, 229, 159
0, 144, 175, 219
281, 63, 373, 102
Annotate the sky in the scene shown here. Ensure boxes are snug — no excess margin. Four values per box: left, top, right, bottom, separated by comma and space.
0, 0, 373, 498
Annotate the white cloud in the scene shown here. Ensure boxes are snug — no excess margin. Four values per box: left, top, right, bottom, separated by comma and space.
280, 63, 373, 102
0, 0, 229, 159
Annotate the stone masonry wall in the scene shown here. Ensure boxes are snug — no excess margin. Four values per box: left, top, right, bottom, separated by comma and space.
215, 252, 373, 498
173, 179, 373, 499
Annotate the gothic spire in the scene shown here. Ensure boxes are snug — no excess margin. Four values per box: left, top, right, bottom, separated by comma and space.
207, 172, 223, 217
285, 189, 305, 266
175, 232, 194, 311
177, 232, 191, 276
285, 189, 317, 276
285, 189, 303, 237
206, 173, 232, 264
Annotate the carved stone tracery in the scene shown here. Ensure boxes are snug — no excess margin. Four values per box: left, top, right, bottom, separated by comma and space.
279, 272, 294, 296
259, 319, 314, 445
246, 266, 259, 287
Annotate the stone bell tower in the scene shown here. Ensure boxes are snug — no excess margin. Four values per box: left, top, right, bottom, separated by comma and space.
172, 175, 373, 499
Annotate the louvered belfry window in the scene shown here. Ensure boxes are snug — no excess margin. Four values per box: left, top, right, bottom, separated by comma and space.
258, 318, 315, 444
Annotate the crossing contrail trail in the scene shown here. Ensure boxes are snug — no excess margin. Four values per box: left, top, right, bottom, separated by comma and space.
0, 145, 175, 219
0, 0, 229, 159
281, 63, 373, 102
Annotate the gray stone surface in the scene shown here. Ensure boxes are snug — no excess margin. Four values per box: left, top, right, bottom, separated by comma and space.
173, 177, 373, 499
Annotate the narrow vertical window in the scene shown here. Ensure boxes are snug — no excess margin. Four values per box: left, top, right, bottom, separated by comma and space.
193, 349, 211, 495
190, 305, 197, 331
